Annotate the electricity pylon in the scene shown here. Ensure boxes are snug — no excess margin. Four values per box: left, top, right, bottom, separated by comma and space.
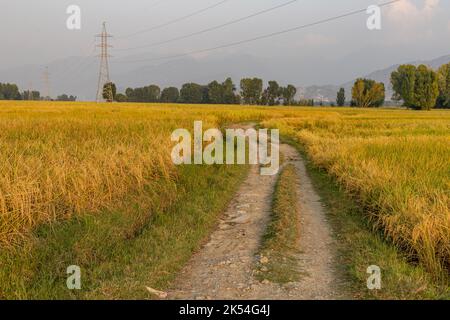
43, 67, 51, 100
27, 81, 34, 100
95, 22, 113, 102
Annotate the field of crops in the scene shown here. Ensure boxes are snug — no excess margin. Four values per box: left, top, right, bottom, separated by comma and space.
0, 101, 449, 297
0, 101, 264, 249
263, 109, 450, 276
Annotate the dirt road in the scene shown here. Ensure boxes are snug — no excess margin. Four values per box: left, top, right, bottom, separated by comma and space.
167, 143, 343, 300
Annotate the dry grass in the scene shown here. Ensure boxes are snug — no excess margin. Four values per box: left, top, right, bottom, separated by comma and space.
0, 102, 448, 283
0, 102, 177, 248
0, 101, 278, 249
263, 108, 450, 277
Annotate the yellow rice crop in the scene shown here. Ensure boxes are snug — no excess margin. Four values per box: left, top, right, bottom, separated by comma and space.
0, 101, 449, 278
263, 109, 450, 276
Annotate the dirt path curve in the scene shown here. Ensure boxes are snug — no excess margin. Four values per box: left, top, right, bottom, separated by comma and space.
167, 142, 343, 300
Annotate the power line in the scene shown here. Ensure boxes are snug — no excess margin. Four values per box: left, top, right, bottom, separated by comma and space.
148, 0, 171, 9
51, 43, 97, 83
115, 0, 400, 64
114, 0, 299, 52
117, 0, 231, 40
61, 56, 97, 82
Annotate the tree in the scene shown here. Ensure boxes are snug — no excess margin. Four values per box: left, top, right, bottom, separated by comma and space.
266, 81, 281, 106
281, 85, 297, 106
436, 63, 450, 109
336, 88, 345, 106
125, 88, 135, 101
391, 64, 439, 110
351, 78, 385, 108
240, 78, 263, 105
115, 93, 127, 102
56, 94, 76, 101
102, 82, 116, 102
207, 80, 224, 104
23, 90, 41, 101
57, 94, 69, 101
145, 85, 161, 102
207, 78, 239, 104
391, 64, 416, 107
125, 85, 160, 102
0, 83, 21, 100
160, 87, 180, 103
296, 99, 314, 106
180, 83, 204, 103
201, 85, 210, 104
222, 78, 238, 104
413, 64, 439, 111
368, 80, 385, 107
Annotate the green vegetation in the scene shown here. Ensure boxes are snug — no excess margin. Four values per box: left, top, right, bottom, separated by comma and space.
0, 151, 248, 299
437, 63, 450, 109
240, 78, 263, 105
256, 164, 301, 284
160, 87, 180, 103
351, 78, 385, 108
336, 88, 346, 107
391, 64, 440, 110
102, 82, 117, 102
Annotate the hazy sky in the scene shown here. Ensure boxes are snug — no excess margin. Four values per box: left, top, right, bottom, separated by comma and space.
1, 0, 449, 85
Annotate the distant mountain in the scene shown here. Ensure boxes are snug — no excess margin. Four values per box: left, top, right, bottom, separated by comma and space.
297, 54, 450, 103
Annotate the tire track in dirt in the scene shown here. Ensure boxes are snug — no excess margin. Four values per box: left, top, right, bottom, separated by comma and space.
167, 139, 344, 300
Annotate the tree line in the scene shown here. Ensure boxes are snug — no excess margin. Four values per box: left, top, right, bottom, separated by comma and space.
0, 82, 76, 101
391, 63, 449, 110
335, 62, 450, 110
104, 77, 312, 106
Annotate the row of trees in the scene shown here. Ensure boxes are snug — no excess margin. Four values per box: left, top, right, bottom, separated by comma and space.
0, 82, 76, 101
56, 94, 77, 101
105, 78, 303, 106
0, 83, 21, 100
334, 79, 385, 108
391, 63, 449, 110
334, 62, 449, 110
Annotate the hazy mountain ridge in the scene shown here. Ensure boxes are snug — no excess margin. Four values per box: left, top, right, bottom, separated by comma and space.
297, 54, 450, 103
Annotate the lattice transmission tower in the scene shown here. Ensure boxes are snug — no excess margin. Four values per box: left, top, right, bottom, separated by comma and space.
43, 67, 51, 100
95, 22, 113, 102
27, 81, 34, 100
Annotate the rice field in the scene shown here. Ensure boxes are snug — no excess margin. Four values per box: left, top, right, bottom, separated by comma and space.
0, 101, 261, 249
0, 101, 449, 289
263, 109, 450, 276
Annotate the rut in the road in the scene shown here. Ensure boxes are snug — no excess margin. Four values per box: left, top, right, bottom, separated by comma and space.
167, 144, 344, 300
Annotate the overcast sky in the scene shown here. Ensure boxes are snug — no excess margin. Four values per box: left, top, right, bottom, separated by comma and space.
1, 0, 449, 85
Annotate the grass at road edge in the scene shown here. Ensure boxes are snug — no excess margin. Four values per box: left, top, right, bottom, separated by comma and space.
256, 164, 301, 284
0, 163, 248, 299
283, 137, 449, 300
